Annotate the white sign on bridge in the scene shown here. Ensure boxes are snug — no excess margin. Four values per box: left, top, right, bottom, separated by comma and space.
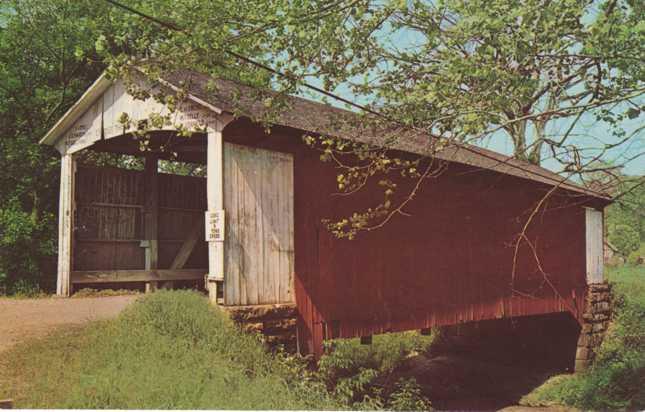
205, 210, 225, 242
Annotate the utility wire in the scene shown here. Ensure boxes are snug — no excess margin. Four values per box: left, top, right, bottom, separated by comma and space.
103, 0, 386, 119
102, 0, 608, 196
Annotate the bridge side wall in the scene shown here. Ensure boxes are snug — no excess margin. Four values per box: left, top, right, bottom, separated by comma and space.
223, 119, 601, 358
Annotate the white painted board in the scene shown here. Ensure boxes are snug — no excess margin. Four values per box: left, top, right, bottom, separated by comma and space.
205, 210, 225, 242
57, 78, 223, 154
223, 143, 295, 305
585, 208, 604, 284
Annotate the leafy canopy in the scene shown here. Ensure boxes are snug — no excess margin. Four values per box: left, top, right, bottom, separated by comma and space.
0, 0, 110, 293
1, 0, 643, 270
97, 0, 644, 164
95, 0, 643, 236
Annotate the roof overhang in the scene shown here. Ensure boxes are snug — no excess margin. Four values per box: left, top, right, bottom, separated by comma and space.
40, 69, 612, 203
40, 73, 112, 146
39, 70, 225, 147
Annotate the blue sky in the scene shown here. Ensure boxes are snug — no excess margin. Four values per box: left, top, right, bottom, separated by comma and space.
298, 77, 644, 177
290, 1, 644, 178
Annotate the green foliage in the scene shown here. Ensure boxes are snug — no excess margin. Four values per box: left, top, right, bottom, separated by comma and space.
158, 159, 206, 177
4, 279, 47, 299
93, 0, 644, 235
0, 198, 56, 295
0, 1, 110, 294
627, 243, 645, 265
1, 291, 339, 409
99, 0, 644, 167
387, 378, 432, 411
605, 176, 645, 256
609, 224, 641, 256
318, 330, 435, 409
71, 288, 140, 298
521, 265, 645, 410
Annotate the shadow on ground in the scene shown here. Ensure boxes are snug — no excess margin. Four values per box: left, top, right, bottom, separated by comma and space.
390, 313, 581, 410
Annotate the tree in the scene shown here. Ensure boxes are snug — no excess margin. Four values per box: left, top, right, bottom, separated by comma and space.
609, 224, 640, 256
582, 162, 644, 256
1, 1, 643, 292
606, 176, 645, 249
0, 0, 111, 292
96, 0, 644, 237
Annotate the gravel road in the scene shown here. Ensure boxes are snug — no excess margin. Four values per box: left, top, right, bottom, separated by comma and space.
0, 295, 138, 353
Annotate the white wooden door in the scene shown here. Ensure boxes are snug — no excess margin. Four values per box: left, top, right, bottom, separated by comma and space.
223, 143, 295, 305
585, 208, 604, 284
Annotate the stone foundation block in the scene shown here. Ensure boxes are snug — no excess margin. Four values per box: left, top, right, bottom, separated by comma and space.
575, 346, 589, 360
225, 303, 298, 352
575, 359, 590, 371
575, 282, 612, 372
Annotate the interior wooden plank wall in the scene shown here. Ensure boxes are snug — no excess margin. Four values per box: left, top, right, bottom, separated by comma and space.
74, 165, 208, 272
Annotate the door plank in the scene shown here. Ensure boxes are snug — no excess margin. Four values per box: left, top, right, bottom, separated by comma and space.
223, 143, 295, 305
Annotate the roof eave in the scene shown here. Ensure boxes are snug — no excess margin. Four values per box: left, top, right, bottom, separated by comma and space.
39, 73, 113, 146
39, 71, 226, 147
40, 69, 613, 203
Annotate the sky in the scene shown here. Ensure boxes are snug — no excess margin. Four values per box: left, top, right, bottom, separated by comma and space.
299, 78, 644, 178
294, 2, 644, 178
4, 1, 642, 177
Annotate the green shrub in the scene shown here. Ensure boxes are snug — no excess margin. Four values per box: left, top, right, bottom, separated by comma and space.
387, 378, 432, 411
609, 225, 641, 257
318, 330, 435, 409
0, 198, 57, 295
7, 279, 46, 298
627, 243, 645, 265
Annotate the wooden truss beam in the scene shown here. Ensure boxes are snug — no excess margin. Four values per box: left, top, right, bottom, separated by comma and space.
170, 217, 204, 270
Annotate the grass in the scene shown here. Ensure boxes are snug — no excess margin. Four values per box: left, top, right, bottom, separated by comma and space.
1, 287, 138, 299
5, 266, 639, 409
0, 291, 339, 409
520, 264, 645, 410
1, 287, 50, 299
0, 290, 435, 410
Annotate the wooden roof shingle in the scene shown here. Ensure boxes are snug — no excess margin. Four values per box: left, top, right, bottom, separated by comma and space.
163, 70, 611, 200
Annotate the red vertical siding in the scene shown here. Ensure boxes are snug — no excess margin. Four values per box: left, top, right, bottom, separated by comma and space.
224, 119, 593, 358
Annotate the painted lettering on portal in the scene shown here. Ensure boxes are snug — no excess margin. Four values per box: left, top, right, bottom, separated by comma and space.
177, 101, 220, 130
205, 210, 225, 242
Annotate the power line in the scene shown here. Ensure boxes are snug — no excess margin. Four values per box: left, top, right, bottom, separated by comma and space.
103, 0, 387, 120
101, 0, 605, 196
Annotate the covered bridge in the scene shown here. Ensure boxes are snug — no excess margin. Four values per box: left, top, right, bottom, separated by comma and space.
41, 70, 611, 360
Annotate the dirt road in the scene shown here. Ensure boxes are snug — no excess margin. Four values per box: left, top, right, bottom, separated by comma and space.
0, 295, 138, 353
